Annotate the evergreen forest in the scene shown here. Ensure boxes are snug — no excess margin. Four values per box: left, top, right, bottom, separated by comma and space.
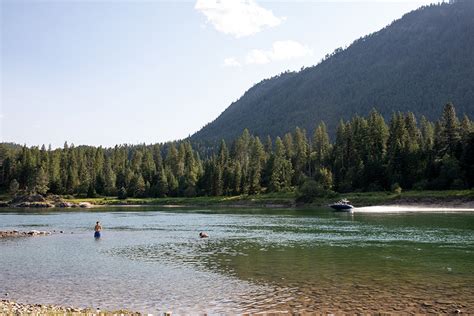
1, 104, 473, 200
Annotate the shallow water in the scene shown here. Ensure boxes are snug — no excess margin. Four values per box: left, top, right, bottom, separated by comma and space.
0, 207, 473, 314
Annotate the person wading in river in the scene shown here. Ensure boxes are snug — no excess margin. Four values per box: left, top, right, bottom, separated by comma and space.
94, 221, 102, 238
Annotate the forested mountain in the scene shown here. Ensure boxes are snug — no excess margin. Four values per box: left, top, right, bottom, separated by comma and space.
191, 1, 474, 143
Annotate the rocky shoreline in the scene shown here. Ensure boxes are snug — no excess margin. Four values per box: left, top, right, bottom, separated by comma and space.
0, 300, 140, 315
0, 194, 92, 209
0, 230, 52, 238
0, 298, 466, 315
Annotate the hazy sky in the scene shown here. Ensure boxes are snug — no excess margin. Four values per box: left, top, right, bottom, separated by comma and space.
1, 0, 439, 147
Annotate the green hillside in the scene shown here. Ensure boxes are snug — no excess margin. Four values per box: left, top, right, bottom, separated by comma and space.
191, 1, 474, 142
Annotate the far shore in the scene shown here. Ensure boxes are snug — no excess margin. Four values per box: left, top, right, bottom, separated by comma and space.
1, 190, 473, 211
50, 189, 474, 211
85, 201, 474, 211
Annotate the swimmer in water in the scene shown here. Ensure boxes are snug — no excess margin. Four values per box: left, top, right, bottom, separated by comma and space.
94, 221, 102, 238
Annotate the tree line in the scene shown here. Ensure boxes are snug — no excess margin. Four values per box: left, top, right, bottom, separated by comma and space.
1, 103, 473, 199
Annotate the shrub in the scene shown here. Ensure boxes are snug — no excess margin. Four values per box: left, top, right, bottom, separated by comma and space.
117, 187, 127, 200
87, 185, 97, 198
9, 179, 19, 196
413, 180, 428, 191
391, 183, 402, 194
366, 183, 383, 192
451, 179, 466, 190
184, 185, 197, 197
296, 179, 335, 203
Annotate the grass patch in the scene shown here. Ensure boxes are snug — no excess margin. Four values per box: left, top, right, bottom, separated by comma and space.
64, 191, 297, 207
0, 192, 12, 202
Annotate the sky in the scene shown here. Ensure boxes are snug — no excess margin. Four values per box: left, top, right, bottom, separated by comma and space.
0, 0, 440, 148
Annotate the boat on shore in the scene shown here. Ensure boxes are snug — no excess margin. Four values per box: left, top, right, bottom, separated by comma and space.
329, 199, 354, 211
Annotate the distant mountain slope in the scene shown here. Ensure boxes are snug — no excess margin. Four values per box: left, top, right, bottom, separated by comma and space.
191, 1, 474, 142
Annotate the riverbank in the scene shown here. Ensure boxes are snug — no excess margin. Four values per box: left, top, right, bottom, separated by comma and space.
0, 300, 140, 315
0, 190, 473, 209
59, 189, 474, 209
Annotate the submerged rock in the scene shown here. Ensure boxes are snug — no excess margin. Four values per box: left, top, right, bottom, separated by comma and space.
1, 230, 51, 238
14, 201, 54, 208
57, 202, 73, 208
27, 230, 51, 236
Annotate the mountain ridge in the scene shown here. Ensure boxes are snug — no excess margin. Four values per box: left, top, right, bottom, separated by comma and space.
191, 2, 474, 142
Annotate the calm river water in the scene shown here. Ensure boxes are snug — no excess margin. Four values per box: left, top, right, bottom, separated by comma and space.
0, 207, 473, 314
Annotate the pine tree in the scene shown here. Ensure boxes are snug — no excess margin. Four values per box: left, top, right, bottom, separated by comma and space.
234, 129, 251, 176
218, 140, 229, 166
35, 167, 49, 195
347, 116, 368, 189
315, 167, 333, 190
48, 150, 61, 193
233, 161, 242, 195
152, 144, 163, 170
184, 141, 199, 187
362, 110, 389, 190
166, 168, 179, 197
129, 173, 146, 198
131, 150, 143, 173
152, 166, 168, 197
312, 122, 332, 173
103, 157, 117, 195
264, 136, 273, 158
77, 154, 91, 195
211, 157, 224, 196
166, 143, 180, 177
387, 112, 409, 187
9, 179, 19, 196
460, 115, 473, 141
292, 127, 309, 185
460, 132, 474, 188
141, 150, 156, 183
439, 102, 461, 157
420, 116, 435, 152
333, 120, 350, 192
269, 137, 293, 192
177, 143, 186, 178
248, 137, 265, 194
117, 186, 127, 199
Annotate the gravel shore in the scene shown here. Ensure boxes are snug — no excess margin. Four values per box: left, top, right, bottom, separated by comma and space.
0, 300, 140, 315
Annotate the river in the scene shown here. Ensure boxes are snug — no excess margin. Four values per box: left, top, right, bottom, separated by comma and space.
0, 207, 473, 314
